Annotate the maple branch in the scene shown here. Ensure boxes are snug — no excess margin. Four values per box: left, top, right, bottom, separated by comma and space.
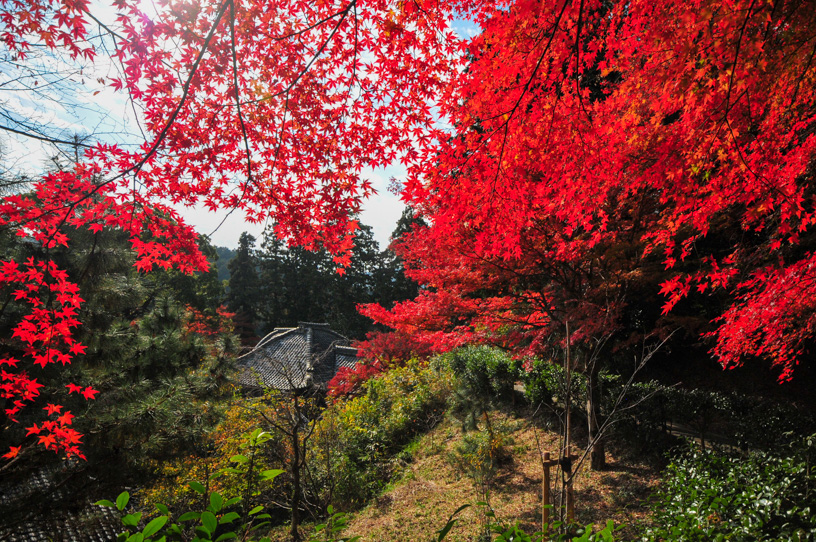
0, 124, 92, 148
279, 0, 356, 98
123, 0, 234, 180
569, 330, 675, 477
205, 0, 266, 240
267, 0, 356, 198
229, 0, 254, 187
83, 10, 126, 42
790, 36, 816, 105
477, 0, 572, 208
573, 0, 591, 120
723, 0, 757, 116
490, 0, 572, 124
0, 0, 233, 241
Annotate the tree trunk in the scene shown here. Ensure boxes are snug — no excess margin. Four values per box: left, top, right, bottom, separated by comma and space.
290, 396, 302, 542
586, 360, 606, 471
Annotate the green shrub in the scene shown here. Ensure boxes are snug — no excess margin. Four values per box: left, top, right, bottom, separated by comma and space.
308, 358, 454, 508
523, 358, 577, 407
643, 443, 816, 541
448, 423, 514, 493
99, 430, 282, 542
607, 381, 816, 456
444, 346, 521, 403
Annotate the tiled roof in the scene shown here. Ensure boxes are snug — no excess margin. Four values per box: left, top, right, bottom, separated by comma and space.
236, 322, 360, 391
0, 462, 121, 541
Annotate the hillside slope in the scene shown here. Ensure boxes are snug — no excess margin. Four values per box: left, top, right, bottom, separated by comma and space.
343, 412, 659, 541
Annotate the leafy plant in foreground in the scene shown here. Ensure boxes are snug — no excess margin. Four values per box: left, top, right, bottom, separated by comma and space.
643, 442, 816, 541
432, 502, 618, 542
98, 430, 282, 542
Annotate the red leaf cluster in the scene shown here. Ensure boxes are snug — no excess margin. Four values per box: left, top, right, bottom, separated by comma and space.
4, 0, 816, 462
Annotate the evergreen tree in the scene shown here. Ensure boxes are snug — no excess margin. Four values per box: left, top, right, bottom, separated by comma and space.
254, 218, 418, 340
374, 207, 423, 308
226, 232, 261, 345
0, 223, 237, 518
256, 226, 288, 332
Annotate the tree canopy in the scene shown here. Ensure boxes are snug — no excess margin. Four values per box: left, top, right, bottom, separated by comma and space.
2, 0, 816, 462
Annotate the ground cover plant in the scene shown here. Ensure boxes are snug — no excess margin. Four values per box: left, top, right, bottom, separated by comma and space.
643, 442, 816, 541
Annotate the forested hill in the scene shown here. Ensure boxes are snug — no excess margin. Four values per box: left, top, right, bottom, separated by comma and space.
214, 246, 236, 283
222, 210, 421, 343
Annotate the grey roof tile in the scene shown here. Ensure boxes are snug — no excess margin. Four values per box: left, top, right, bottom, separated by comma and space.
236, 323, 360, 391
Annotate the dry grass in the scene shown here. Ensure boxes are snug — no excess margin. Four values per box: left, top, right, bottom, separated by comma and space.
343, 411, 660, 541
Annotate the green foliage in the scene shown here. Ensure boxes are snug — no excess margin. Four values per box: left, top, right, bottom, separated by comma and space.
99, 484, 271, 542
442, 346, 520, 436
307, 505, 360, 542
611, 381, 816, 455
214, 246, 237, 283
0, 224, 236, 487
643, 442, 816, 541
432, 502, 618, 542
444, 346, 521, 403
448, 424, 514, 497
309, 359, 453, 508
226, 232, 261, 344
254, 219, 418, 340
141, 402, 287, 515
523, 358, 571, 407
98, 431, 278, 542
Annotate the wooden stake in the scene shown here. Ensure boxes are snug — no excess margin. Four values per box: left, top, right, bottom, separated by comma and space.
541, 452, 558, 539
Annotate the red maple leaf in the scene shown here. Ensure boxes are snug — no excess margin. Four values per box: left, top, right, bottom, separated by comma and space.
57, 411, 75, 426
2, 446, 21, 460
65, 383, 82, 394
38, 434, 56, 449
81, 386, 99, 400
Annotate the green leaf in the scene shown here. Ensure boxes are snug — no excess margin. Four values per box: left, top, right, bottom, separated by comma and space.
229, 454, 248, 463
215, 533, 237, 542
436, 504, 470, 541
116, 492, 131, 511
142, 516, 168, 538
219, 512, 240, 524
95, 499, 116, 508
248, 505, 264, 515
261, 469, 284, 481
179, 512, 201, 522
201, 511, 217, 534
122, 512, 142, 528
155, 504, 170, 515
189, 481, 207, 494
126, 533, 144, 542
209, 492, 224, 513
224, 497, 241, 507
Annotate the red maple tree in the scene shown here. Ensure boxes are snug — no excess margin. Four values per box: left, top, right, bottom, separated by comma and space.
0, 0, 467, 460
372, 0, 816, 381
3, 0, 816, 463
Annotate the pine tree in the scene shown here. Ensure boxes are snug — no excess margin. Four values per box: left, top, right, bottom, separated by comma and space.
226, 232, 261, 345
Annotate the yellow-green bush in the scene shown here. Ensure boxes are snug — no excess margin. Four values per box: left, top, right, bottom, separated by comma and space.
309, 358, 454, 509
140, 399, 285, 513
